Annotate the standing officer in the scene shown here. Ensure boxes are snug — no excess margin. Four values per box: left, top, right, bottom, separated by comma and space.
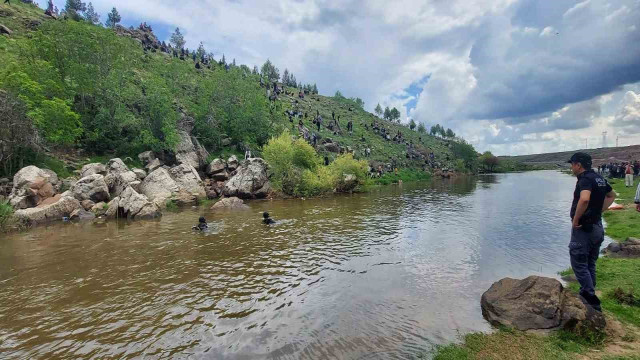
568, 152, 616, 312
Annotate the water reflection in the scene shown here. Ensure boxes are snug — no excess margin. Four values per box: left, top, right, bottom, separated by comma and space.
0, 171, 585, 359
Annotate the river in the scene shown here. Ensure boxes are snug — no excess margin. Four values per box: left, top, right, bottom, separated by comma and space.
0, 170, 605, 359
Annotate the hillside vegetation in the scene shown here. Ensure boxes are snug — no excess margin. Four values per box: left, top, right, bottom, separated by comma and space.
0, 1, 476, 181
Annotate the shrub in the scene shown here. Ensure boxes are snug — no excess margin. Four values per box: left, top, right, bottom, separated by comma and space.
328, 153, 369, 192
263, 132, 322, 195
0, 200, 14, 231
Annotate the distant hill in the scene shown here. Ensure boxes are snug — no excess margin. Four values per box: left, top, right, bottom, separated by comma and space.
500, 145, 640, 167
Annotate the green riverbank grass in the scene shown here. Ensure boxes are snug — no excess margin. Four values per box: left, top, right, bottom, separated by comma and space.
0, 199, 13, 231
375, 167, 432, 185
429, 176, 640, 359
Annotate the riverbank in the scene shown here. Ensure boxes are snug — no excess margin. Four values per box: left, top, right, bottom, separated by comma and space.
430, 176, 640, 359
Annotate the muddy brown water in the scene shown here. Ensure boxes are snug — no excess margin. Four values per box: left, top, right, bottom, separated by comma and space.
0, 171, 603, 359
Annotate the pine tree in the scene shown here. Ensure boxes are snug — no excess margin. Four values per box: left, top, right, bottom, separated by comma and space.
252, 66, 259, 75
282, 69, 290, 86
105, 7, 121, 28
409, 119, 416, 130
260, 59, 280, 83
196, 42, 206, 60
83, 2, 100, 25
390, 107, 401, 122
375, 103, 383, 117
65, 0, 86, 20
383, 106, 391, 120
446, 128, 455, 138
417, 123, 426, 133
170, 28, 186, 49
312, 83, 318, 94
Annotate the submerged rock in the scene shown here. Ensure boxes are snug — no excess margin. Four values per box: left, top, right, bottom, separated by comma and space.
211, 197, 250, 210
481, 276, 605, 333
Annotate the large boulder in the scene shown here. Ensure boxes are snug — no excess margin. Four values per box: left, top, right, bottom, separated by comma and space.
70, 174, 110, 203
104, 170, 138, 198
138, 167, 178, 205
105, 186, 161, 220
80, 163, 107, 178
227, 155, 239, 172
14, 196, 82, 225
223, 158, 271, 199
133, 168, 147, 180
9, 166, 60, 209
211, 197, 250, 210
206, 158, 226, 176
107, 158, 130, 174
481, 276, 606, 332
139, 165, 206, 207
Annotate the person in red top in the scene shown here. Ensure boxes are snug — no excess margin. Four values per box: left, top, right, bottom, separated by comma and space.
625, 162, 634, 187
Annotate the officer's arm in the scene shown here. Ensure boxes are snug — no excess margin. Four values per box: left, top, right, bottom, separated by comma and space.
602, 190, 616, 212
572, 190, 591, 227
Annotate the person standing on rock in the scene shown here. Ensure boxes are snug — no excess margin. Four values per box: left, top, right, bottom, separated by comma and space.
568, 152, 616, 312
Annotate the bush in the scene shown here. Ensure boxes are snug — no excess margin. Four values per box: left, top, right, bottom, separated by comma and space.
328, 153, 369, 192
0, 200, 14, 231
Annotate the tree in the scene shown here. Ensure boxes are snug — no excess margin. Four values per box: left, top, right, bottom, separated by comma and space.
452, 140, 479, 171
252, 66, 259, 75
170, 27, 186, 49
446, 128, 455, 138
65, 0, 86, 20
383, 106, 391, 120
196, 42, 206, 61
334, 90, 344, 99
409, 119, 416, 130
480, 151, 500, 172
0, 91, 40, 176
105, 7, 121, 28
282, 69, 290, 87
430, 124, 438, 136
312, 83, 318, 94
390, 107, 401, 122
353, 97, 364, 109
83, 2, 100, 25
438, 125, 446, 138
417, 122, 426, 133
260, 59, 280, 83
374, 103, 383, 117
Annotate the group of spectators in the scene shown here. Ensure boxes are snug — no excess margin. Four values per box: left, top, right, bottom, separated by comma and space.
597, 161, 639, 187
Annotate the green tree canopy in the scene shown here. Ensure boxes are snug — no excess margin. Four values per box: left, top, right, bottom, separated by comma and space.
409, 119, 416, 130
374, 103, 382, 117
260, 59, 280, 83
417, 122, 426, 133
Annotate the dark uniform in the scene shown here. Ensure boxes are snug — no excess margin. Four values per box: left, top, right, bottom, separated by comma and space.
568, 154, 612, 311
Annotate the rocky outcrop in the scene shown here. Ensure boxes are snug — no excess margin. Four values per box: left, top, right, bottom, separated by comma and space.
227, 155, 239, 172
107, 158, 130, 174
223, 158, 271, 199
206, 158, 227, 179
604, 238, 640, 257
138, 167, 177, 205
9, 166, 60, 209
105, 186, 161, 220
80, 163, 107, 178
174, 130, 210, 171
14, 196, 82, 225
70, 174, 110, 203
211, 197, 250, 210
481, 276, 606, 332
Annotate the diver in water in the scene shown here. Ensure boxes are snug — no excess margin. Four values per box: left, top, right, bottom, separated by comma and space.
192, 216, 208, 231
262, 212, 276, 225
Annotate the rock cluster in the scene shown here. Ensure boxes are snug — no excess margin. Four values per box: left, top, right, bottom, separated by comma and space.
481, 276, 605, 333
603, 238, 640, 257
8, 166, 60, 209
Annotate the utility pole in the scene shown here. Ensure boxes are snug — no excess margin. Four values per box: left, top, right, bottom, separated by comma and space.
616, 136, 619, 147
602, 131, 607, 148
585, 139, 588, 149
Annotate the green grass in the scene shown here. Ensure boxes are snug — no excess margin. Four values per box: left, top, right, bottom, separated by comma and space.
431, 328, 591, 360
602, 178, 640, 242
375, 167, 431, 185
165, 199, 179, 211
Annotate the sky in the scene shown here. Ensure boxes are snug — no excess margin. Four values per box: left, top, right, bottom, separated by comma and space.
39, 0, 640, 155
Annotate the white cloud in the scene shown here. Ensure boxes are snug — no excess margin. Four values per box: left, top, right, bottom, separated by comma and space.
563, 0, 591, 18
539, 26, 555, 37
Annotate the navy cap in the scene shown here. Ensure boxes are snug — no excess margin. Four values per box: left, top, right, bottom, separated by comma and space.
567, 152, 592, 168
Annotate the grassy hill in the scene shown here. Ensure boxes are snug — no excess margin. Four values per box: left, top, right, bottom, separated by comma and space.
0, 1, 469, 181
500, 145, 640, 168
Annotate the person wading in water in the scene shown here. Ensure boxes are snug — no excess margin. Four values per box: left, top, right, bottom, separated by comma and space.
568, 152, 616, 312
